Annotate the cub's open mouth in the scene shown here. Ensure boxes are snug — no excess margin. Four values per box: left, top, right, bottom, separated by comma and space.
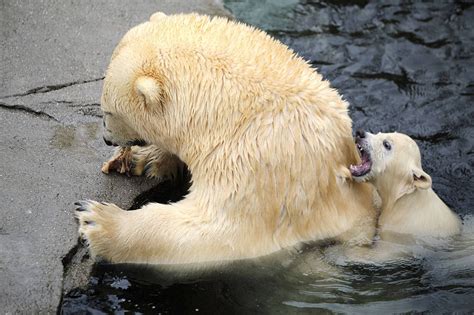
350, 140, 372, 177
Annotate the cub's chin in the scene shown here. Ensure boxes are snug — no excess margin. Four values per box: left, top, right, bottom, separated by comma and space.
351, 171, 373, 183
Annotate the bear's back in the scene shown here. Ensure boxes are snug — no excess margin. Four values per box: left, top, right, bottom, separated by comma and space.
116, 14, 326, 95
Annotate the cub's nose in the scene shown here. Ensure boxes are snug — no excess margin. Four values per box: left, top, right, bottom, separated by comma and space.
355, 129, 366, 139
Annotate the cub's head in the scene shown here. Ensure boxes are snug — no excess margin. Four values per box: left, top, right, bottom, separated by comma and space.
350, 130, 432, 197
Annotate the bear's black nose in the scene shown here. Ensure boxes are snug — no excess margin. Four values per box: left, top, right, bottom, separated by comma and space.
355, 129, 366, 139
103, 137, 116, 146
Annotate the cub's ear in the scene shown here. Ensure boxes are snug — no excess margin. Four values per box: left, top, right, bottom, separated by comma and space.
135, 76, 161, 110
412, 167, 431, 190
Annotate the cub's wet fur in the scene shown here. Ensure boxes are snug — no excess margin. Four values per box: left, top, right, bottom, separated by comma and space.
351, 130, 461, 240
327, 131, 462, 264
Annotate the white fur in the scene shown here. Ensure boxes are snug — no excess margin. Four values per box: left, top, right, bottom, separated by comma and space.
76, 12, 377, 264
362, 132, 461, 240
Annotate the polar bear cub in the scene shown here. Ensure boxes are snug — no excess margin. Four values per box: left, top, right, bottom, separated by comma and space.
350, 130, 461, 240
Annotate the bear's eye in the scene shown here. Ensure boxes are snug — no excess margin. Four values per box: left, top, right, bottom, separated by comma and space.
383, 140, 392, 151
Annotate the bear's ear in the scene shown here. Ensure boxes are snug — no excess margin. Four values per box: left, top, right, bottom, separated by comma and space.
135, 76, 161, 110
412, 166, 432, 190
150, 12, 167, 23
396, 166, 432, 200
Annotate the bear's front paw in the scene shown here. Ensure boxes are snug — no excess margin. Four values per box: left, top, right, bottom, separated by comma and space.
143, 155, 184, 182
101, 147, 134, 176
74, 200, 125, 260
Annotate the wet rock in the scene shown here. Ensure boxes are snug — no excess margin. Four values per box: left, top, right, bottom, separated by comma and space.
0, 0, 232, 313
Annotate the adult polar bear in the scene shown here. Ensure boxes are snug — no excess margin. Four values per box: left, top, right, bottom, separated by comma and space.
75, 12, 376, 264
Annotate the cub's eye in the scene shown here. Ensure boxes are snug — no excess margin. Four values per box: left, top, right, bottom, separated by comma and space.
383, 140, 392, 150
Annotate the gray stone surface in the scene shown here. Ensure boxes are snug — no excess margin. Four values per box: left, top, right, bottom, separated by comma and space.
0, 1, 230, 313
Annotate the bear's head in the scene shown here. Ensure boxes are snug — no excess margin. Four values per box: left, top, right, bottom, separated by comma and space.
101, 73, 163, 148
100, 34, 169, 149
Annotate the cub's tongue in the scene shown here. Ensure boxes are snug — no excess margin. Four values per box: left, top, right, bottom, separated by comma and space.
350, 145, 372, 177
350, 161, 371, 177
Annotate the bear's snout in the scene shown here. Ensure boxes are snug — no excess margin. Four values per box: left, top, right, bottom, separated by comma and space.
356, 129, 366, 139
103, 137, 118, 147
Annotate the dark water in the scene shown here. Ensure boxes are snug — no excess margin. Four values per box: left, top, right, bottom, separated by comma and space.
61, 1, 474, 313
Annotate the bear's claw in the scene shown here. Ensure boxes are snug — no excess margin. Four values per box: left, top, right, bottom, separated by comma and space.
74, 201, 87, 211
74, 200, 96, 212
